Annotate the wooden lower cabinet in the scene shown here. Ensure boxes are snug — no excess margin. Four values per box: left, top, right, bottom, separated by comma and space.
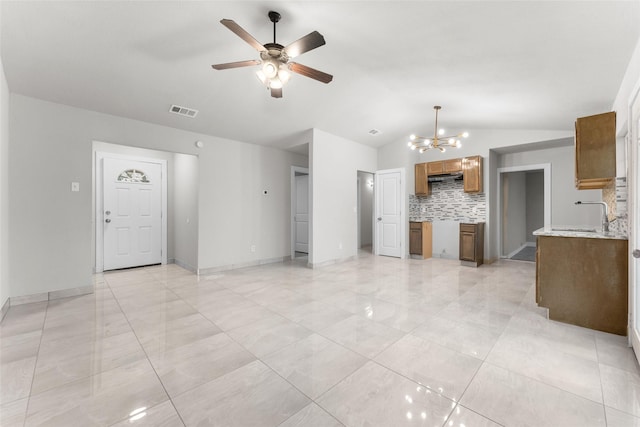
459, 222, 484, 266
409, 222, 432, 258
536, 235, 628, 335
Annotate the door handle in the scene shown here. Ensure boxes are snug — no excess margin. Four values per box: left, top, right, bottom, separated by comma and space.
634, 249, 640, 259
377, 217, 382, 221
105, 218, 111, 224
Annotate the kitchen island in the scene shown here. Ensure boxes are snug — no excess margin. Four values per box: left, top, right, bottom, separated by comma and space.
533, 226, 628, 335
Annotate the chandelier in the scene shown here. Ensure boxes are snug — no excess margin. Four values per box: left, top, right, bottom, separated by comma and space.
407, 106, 469, 153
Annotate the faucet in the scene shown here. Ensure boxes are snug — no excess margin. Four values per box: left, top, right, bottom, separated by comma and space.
575, 201, 609, 232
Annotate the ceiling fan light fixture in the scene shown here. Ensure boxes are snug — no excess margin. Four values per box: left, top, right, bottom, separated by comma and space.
407, 106, 470, 154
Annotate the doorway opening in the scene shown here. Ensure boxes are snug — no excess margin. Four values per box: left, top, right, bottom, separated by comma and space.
357, 171, 374, 254
497, 164, 551, 261
291, 166, 310, 261
93, 142, 199, 274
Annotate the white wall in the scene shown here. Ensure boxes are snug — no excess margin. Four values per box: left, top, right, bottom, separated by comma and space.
503, 171, 527, 256
310, 129, 377, 266
173, 153, 198, 271
526, 171, 545, 241
8, 94, 307, 297
498, 145, 602, 228
613, 36, 640, 134
0, 52, 9, 310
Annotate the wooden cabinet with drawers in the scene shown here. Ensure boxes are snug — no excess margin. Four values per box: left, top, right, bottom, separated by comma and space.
459, 222, 484, 266
409, 221, 432, 258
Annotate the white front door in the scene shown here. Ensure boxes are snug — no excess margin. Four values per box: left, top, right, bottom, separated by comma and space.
294, 174, 309, 253
103, 157, 162, 270
375, 168, 404, 258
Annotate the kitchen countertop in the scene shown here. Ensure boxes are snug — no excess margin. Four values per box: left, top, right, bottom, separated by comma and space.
533, 226, 627, 240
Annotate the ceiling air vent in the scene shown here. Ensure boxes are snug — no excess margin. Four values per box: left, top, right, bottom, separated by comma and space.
368, 129, 382, 136
169, 104, 198, 118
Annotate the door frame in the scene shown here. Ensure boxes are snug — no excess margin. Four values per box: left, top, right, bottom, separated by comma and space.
497, 164, 551, 258
628, 77, 640, 353
374, 168, 406, 259
95, 151, 168, 272
290, 166, 310, 260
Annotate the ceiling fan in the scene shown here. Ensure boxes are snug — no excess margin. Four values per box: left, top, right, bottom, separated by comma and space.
212, 11, 333, 98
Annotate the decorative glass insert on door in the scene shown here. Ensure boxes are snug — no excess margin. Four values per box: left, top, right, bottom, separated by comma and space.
117, 169, 150, 183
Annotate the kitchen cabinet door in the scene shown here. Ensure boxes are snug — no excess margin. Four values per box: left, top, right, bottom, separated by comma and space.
415, 163, 429, 196
427, 161, 444, 175
459, 223, 484, 266
463, 155, 483, 193
444, 158, 462, 173
575, 111, 615, 190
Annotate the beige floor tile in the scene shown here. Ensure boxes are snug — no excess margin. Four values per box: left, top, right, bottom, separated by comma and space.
319, 314, 405, 358
460, 363, 606, 426
263, 333, 367, 399
172, 360, 309, 427
601, 363, 640, 418
486, 329, 603, 403
375, 334, 481, 401
411, 316, 501, 360
109, 400, 184, 427
148, 333, 256, 398
317, 361, 456, 426
0, 345, 37, 404
25, 359, 168, 426
31, 330, 146, 394
445, 405, 502, 427
279, 300, 352, 332
279, 403, 344, 427
0, 397, 28, 427
605, 406, 640, 426
226, 315, 313, 358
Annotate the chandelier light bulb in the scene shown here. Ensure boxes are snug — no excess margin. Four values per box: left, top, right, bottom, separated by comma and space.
462, 132, 469, 138
263, 60, 278, 79
410, 134, 416, 141
410, 145, 416, 150
438, 129, 445, 136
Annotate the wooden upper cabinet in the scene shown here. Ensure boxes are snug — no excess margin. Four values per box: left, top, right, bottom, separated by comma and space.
575, 111, 616, 190
444, 158, 462, 173
463, 155, 483, 193
414, 163, 429, 196
426, 161, 444, 175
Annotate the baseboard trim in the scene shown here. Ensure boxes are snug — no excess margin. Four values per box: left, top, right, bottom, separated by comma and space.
198, 256, 288, 276
8, 285, 94, 309
174, 258, 197, 273
308, 255, 356, 269
0, 298, 10, 323
506, 243, 530, 259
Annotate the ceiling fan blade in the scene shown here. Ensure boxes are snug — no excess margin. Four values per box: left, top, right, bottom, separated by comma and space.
211, 60, 260, 70
220, 19, 265, 52
289, 62, 333, 84
283, 31, 326, 58
271, 87, 283, 98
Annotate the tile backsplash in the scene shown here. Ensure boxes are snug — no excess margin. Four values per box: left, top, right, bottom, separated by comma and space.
609, 177, 628, 236
410, 179, 486, 222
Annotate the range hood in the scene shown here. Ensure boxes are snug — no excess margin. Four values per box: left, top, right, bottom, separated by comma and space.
428, 172, 463, 182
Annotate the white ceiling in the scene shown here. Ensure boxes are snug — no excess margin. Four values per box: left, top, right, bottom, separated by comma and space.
2, 1, 639, 151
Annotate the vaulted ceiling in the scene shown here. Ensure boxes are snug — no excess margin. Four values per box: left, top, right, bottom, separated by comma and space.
2, 1, 638, 151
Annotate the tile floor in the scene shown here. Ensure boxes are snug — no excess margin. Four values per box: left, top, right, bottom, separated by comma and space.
1, 252, 640, 426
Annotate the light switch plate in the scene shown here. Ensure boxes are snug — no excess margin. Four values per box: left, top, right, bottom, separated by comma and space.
71, 182, 80, 192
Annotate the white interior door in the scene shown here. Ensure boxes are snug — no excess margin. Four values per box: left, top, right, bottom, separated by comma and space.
630, 88, 640, 360
294, 174, 309, 253
375, 169, 404, 258
103, 157, 162, 270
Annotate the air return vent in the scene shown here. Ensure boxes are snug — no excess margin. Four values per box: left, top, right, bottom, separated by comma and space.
169, 104, 198, 118
368, 129, 382, 136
